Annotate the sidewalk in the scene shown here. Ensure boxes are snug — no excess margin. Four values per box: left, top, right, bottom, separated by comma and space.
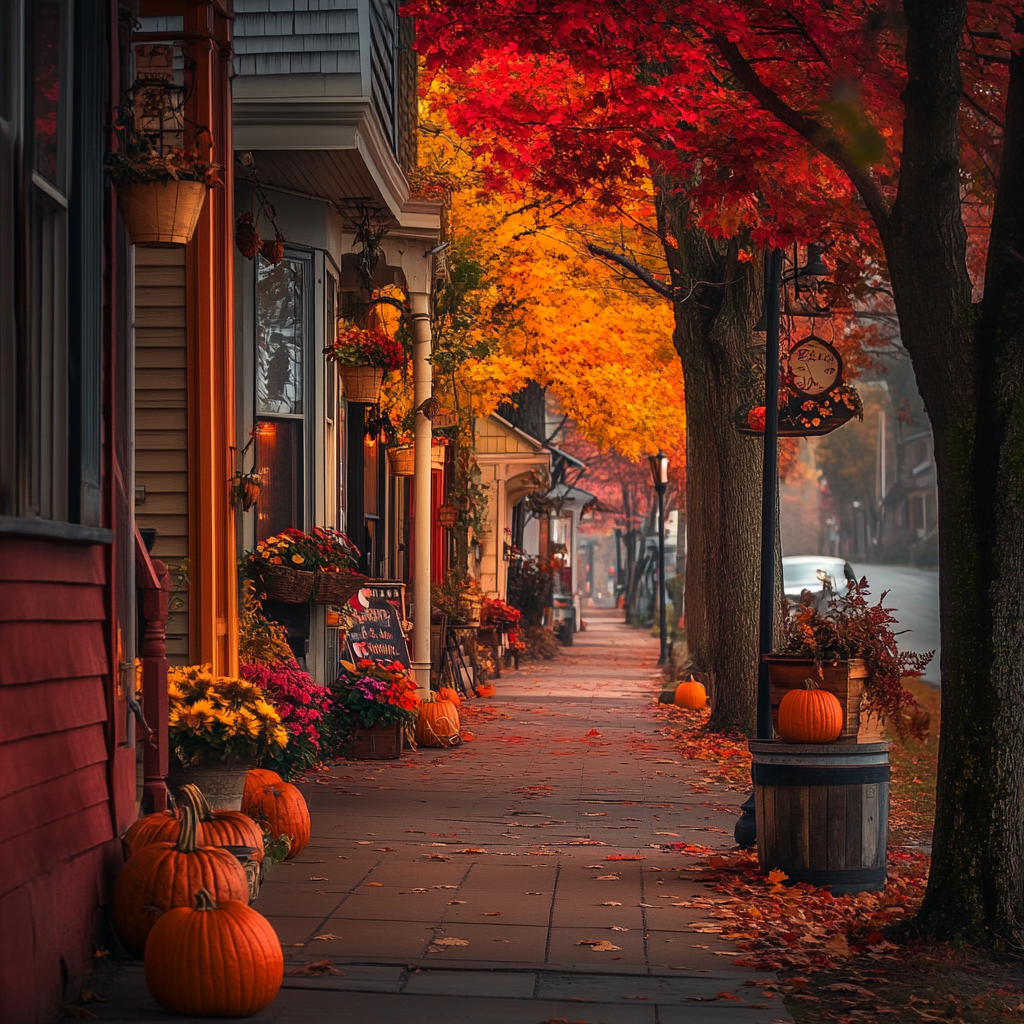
88, 610, 791, 1023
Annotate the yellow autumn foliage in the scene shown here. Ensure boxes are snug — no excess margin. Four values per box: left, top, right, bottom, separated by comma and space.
401, 80, 685, 465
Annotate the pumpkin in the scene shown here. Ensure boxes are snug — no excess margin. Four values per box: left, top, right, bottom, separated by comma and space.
241, 779, 310, 859
437, 686, 462, 705
242, 768, 284, 809
122, 807, 186, 858
416, 699, 461, 748
673, 677, 707, 709
474, 683, 496, 698
112, 805, 249, 954
778, 677, 844, 743
144, 889, 283, 1016
180, 784, 265, 864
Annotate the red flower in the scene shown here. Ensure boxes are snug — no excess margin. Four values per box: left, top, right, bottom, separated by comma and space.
747, 406, 766, 432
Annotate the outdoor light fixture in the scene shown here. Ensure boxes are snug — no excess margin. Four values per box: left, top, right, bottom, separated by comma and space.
649, 451, 670, 666
648, 450, 669, 487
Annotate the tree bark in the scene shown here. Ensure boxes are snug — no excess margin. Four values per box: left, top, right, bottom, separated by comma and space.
658, 189, 766, 733
886, 0, 1024, 946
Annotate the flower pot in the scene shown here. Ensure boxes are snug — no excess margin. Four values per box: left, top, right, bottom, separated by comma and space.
347, 721, 403, 760
118, 179, 209, 246
388, 446, 415, 476
338, 365, 384, 404
166, 757, 256, 811
312, 571, 366, 606
256, 564, 315, 604
764, 655, 883, 742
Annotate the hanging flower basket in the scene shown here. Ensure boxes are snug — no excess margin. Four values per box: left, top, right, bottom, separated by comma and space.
338, 365, 384, 404
312, 570, 366, 606
256, 564, 315, 604
118, 179, 209, 246
388, 445, 415, 476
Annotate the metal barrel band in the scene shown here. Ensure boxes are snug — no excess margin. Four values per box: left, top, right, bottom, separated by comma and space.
752, 763, 890, 787
775, 866, 887, 891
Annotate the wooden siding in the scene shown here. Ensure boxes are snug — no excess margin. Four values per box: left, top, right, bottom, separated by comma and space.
134, 247, 189, 663
474, 415, 545, 456
0, 538, 120, 1024
233, 0, 361, 77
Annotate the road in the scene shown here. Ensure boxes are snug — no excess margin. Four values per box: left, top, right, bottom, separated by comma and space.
849, 563, 940, 683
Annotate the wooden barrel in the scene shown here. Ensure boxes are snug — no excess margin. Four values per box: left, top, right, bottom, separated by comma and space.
750, 739, 889, 894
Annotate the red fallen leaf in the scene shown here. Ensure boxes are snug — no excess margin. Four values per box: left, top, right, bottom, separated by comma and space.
605, 855, 644, 861
585, 729, 601, 737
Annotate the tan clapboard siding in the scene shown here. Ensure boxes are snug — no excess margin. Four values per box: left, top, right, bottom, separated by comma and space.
134, 248, 190, 666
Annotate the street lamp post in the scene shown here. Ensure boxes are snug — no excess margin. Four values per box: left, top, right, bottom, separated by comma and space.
649, 451, 670, 667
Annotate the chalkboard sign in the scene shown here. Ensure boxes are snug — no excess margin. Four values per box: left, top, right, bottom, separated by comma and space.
336, 582, 411, 669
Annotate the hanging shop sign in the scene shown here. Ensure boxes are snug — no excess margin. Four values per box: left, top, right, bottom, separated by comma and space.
736, 335, 862, 438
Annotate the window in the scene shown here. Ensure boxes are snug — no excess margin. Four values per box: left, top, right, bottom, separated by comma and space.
255, 252, 310, 540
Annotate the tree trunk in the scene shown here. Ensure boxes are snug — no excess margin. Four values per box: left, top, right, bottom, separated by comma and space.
885, 0, 1024, 946
659, 190, 766, 733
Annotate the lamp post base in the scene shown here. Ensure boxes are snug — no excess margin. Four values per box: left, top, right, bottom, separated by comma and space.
735, 791, 757, 848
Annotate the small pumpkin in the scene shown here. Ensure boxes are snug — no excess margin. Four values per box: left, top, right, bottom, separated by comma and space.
144, 889, 283, 1016
778, 677, 844, 744
122, 807, 185, 858
242, 779, 310, 859
673, 677, 707, 710
243, 768, 284, 809
180, 784, 265, 864
112, 805, 249, 954
437, 686, 462, 706
474, 683, 496, 698
416, 699, 461, 748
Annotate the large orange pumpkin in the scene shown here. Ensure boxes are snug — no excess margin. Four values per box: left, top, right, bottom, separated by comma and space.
778, 678, 844, 743
122, 808, 186, 858
112, 805, 249, 954
144, 889, 283, 1016
416, 699, 461, 748
437, 686, 462, 706
180, 784, 265, 864
673, 677, 707, 709
242, 768, 284, 809
241, 779, 310, 859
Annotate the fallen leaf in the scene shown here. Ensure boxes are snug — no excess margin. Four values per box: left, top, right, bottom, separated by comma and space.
458, 848, 487, 854
577, 939, 621, 951
355, 841, 373, 845
483, 911, 501, 916
432, 937, 469, 946
366, 882, 383, 888
595, 874, 620, 880
286, 960, 343, 976
312, 934, 339, 941
601, 901, 622, 906
448, 900, 467, 905
767, 869, 789, 884
605, 855, 644, 861
687, 992, 743, 1002
610, 926, 629, 931
310, 876, 328, 881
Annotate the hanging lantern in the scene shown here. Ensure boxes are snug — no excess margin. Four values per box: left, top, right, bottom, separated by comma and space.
437, 504, 459, 529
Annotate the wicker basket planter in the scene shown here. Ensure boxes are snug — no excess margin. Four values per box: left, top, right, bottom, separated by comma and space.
764, 654, 883, 743
257, 563, 315, 604
118, 179, 209, 246
313, 571, 366, 606
459, 595, 483, 627
338, 365, 384, 404
388, 445, 415, 476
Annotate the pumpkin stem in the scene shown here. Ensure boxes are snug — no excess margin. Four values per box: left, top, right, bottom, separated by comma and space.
193, 888, 218, 912
803, 677, 820, 690
175, 803, 200, 853
180, 783, 215, 822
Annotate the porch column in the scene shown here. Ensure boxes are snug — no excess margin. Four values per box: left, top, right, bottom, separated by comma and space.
410, 292, 433, 698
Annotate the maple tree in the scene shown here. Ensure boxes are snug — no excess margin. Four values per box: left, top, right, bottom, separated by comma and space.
409, 0, 1024, 946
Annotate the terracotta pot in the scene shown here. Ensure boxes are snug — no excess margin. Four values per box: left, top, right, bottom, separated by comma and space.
338, 365, 384, 403
118, 179, 208, 245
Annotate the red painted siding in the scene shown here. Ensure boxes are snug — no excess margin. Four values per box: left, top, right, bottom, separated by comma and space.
0, 538, 122, 1024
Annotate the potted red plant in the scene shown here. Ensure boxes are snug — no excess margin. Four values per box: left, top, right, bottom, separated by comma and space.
326, 322, 404, 403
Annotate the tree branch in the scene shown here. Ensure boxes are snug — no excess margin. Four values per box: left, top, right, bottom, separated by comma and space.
587, 243, 674, 299
711, 34, 893, 238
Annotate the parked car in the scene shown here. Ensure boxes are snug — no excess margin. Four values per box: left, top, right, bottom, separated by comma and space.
782, 555, 856, 610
